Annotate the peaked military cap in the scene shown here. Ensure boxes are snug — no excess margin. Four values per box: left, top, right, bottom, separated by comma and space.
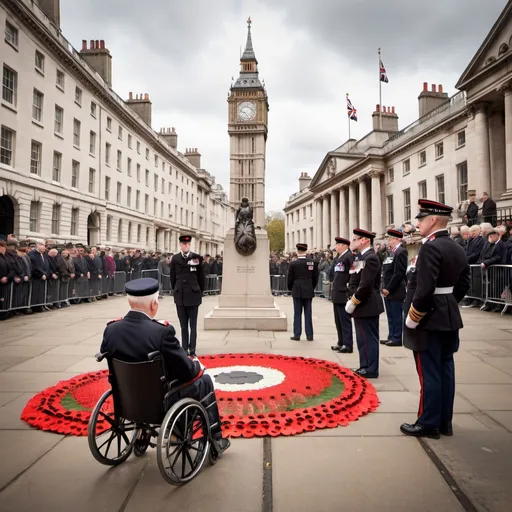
75, 243, 84, 249
415, 199, 453, 219
179, 234, 192, 243
65, 242, 74, 249
19, 240, 28, 249
296, 243, 308, 251
387, 229, 403, 239
125, 278, 159, 297
353, 228, 376, 240
334, 237, 350, 246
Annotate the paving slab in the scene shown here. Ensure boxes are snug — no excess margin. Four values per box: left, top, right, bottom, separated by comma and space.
64, 357, 107, 373
272, 437, 464, 512
457, 384, 512, 411
481, 357, 512, 376
0, 393, 36, 430
0, 357, 32, 371
483, 411, 512, 432
5, 354, 86, 373
0, 372, 78, 393
0, 392, 22, 408
43, 345, 100, 356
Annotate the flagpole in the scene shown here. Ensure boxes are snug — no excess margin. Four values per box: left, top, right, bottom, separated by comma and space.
346, 93, 351, 147
378, 48, 382, 130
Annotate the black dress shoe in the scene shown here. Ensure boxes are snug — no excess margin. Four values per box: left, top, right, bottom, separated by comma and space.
331, 345, 342, 351
290, 336, 300, 341
386, 341, 403, 347
380, 339, 389, 345
440, 422, 453, 436
354, 368, 379, 379
400, 422, 440, 439
307, 337, 314, 341
338, 345, 353, 353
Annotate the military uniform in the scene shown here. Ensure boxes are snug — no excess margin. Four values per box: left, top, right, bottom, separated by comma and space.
346, 229, 385, 378
401, 199, 470, 439
287, 243, 319, 341
170, 235, 205, 355
330, 237, 354, 352
381, 229, 407, 346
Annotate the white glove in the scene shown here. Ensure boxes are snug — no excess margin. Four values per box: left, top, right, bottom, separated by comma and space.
345, 301, 356, 314
405, 315, 419, 329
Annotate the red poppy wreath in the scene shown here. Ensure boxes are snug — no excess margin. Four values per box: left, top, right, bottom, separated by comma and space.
21, 353, 379, 438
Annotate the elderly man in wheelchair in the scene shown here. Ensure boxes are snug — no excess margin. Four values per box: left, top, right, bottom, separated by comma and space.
88, 277, 230, 485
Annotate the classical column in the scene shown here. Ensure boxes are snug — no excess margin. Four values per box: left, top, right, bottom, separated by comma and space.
358, 179, 368, 230
504, 89, 512, 197
370, 172, 383, 237
473, 104, 491, 195
348, 182, 357, 234
315, 199, 322, 249
322, 194, 330, 249
330, 190, 338, 241
489, 108, 506, 197
338, 187, 348, 236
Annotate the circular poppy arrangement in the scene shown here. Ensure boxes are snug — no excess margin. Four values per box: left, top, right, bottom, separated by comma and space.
21, 353, 379, 438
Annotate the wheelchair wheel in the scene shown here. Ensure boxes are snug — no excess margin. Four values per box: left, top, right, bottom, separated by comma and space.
88, 389, 138, 466
157, 398, 210, 485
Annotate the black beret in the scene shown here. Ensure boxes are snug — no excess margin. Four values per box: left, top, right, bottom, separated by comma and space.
353, 228, 376, 240
335, 237, 350, 245
296, 243, 308, 251
415, 199, 453, 219
125, 278, 159, 296
179, 235, 192, 243
387, 229, 403, 239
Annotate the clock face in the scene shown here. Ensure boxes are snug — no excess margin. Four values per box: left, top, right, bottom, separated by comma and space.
237, 101, 256, 121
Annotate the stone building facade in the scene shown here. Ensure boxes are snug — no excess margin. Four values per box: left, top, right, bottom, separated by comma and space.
284, 1, 512, 251
0, 0, 230, 255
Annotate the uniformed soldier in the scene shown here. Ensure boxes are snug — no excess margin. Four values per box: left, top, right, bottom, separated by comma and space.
287, 243, 319, 341
401, 199, 470, 439
329, 237, 355, 353
170, 235, 205, 356
345, 229, 385, 378
381, 229, 408, 347
100, 278, 230, 453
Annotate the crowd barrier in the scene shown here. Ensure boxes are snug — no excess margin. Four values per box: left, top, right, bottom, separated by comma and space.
464, 264, 512, 314
270, 271, 330, 298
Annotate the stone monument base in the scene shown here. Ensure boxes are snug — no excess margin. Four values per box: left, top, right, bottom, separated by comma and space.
204, 228, 287, 331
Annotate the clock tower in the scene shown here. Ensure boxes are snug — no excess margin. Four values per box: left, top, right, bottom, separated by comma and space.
228, 18, 269, 229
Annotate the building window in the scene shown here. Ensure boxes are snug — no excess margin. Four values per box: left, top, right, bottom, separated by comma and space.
4, 21, 18, 48
74, 86, 82, 106
105, 176, 110, 201
35, 51, 45, 73
127, 186, 132, 207
118, 125, 123, 140
403, 188, 411, 221
154, 198, 158, 216
51, 204, 61, 235
155, 155, 158, 167
1, 126, 14, 166
457, 161, 468, 202
90, 101, 97, 117
71, 208, 79, 236
73, 119, 81, 147
136, 141, 140, 154
419, 150, 427, 167
29, 201, 40, 232
54, 105, 63, 134
146, 227, 150, 245
161, 201, 164, 218
163, 178, 166, 194
402, 159, 410, 176
105, 143, 111, 165
56, 70, 65, 90
127, 222, 132, 243
106, 117, 112, 131
2, 65, 17, 106
457, 130, 466, 148
117, 220, 123, 243
52, 151, 62, 182
116, 182, 122, 203
30, 141, 42, 175
136, 190, 140, 210
71, 160, 80, 188
436, 175, 445, 204
252, 137, 256, 153
387, 167, 394, 183
387, 195, 394, 225
154, 174, 158, 192
146, 148, 150, 160
88, 168, 95, 194
418, 180, 427, 199
162, 161, 165, 173
127, 157, 132, 176
32, 89, 44, 122
137, 164, 141, 182
145, 169, 150, 187
89, 131, 96, 155
137, 224, 141, 243
145, 194, 149, 213
128, 134, 132, 148
106, 215, 112, 240
117, 150, 122, 171
435, 142, 444, 159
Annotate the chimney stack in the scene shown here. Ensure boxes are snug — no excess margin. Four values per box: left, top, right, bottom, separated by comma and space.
37, 0, 60, 27
126, 92, 152, 127
372, 105, 399, 132
299, 172, 312, 191
418, 82, 449, 117
159, 127, 178, 150
78, 39, 113, 86
184, 148, 201, 169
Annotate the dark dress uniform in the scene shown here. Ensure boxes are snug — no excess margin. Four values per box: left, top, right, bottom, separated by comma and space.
100, 278, 225, 443
347, 229, 385, 378
330, 238, 354, 352
287, 243, 319, 340
402, 199, 470, 439
382, 230, 407, 346
170, 240, 205, 356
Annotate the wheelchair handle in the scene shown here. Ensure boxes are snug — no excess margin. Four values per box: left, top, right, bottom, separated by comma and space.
95, 352, 109, 362
148, 351, 162, 361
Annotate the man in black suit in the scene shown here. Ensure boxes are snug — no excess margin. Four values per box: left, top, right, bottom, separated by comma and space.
170, 235, 205, 356
100, 278, 229, 453
481, 192, 497, 226
464, 190, 479, 226
287, 243, 319, 341
330, 237, 354, 353
381, 229, 407, 347
29, 241, 51, 311
346, 229, 385, 378
402, 199, 470, 439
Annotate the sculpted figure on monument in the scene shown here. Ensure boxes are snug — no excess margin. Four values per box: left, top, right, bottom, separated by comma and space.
234, 197, 257, 256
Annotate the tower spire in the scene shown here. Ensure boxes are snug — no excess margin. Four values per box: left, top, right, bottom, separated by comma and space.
241, 16, 257, 62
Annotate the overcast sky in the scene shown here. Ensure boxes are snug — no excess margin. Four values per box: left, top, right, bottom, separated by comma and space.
61, 0, 506, 212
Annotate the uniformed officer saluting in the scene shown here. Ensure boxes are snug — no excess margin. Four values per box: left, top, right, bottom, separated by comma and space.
345, 229, 385, 378
401, 199, 470, 439
170, 235, 205, 356
381, 229, 408, 347
330, 237, 355, 353
288, 243, 319, 341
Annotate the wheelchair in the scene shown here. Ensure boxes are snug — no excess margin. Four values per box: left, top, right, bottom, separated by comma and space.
87, 351, 223, 485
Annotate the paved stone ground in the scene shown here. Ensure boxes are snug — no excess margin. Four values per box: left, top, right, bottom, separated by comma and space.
0, 295, 511, 512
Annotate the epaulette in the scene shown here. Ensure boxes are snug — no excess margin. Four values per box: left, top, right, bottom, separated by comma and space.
107, 317, 123, 325
154, 319, 170, 326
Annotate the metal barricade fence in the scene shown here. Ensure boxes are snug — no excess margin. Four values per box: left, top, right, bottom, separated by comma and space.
465, 264, 485, 301
270, 275, 288, 296
142, 269, 159, 280
204, 274, 221, 295
485, 264, 512, 313
113, 272, 127, 294
315, 271, 326, 297
160, 273, 173, 296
